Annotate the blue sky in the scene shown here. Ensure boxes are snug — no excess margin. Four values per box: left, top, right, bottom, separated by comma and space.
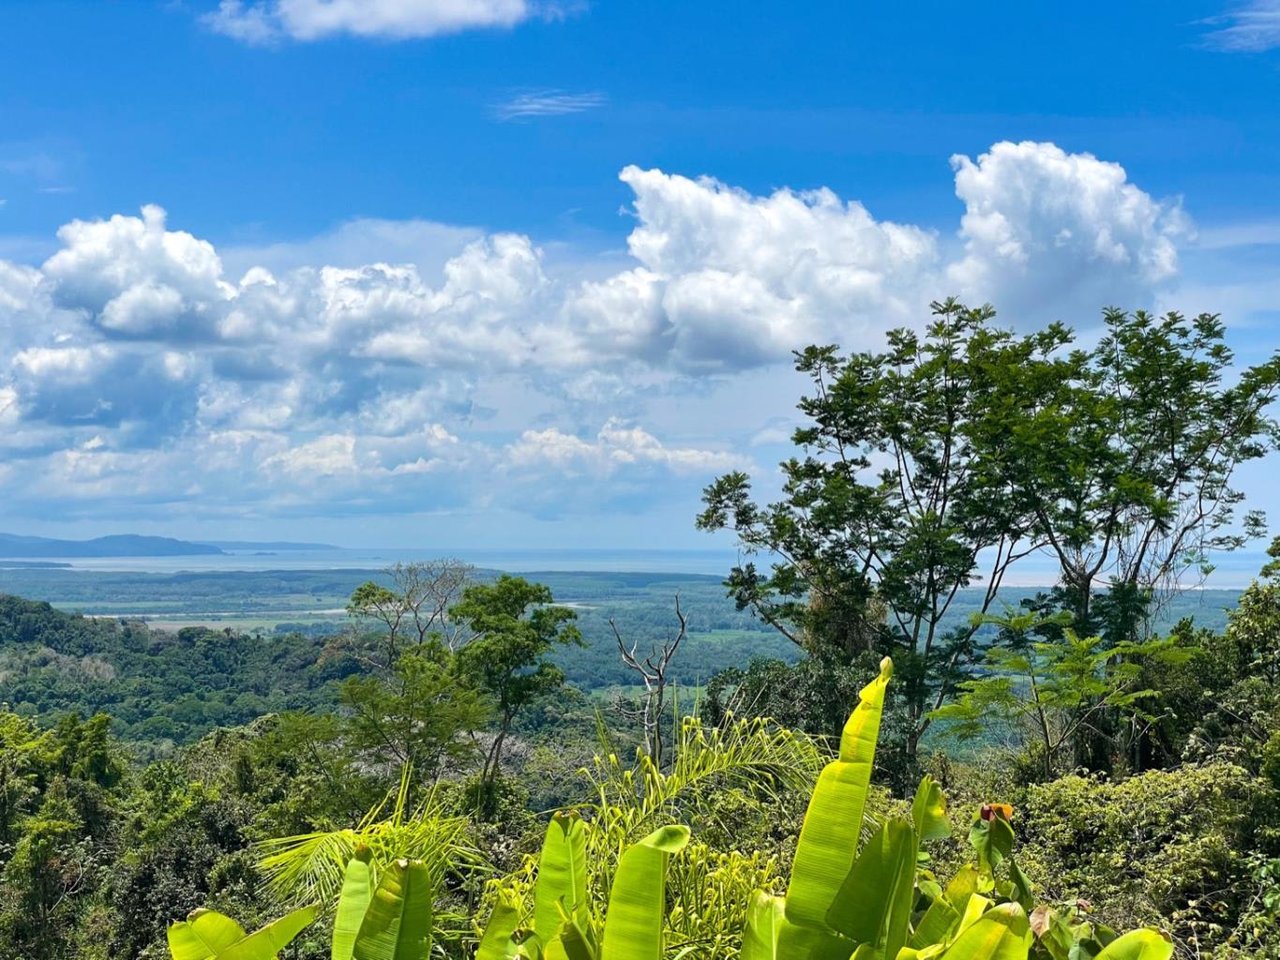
1, 0, 1279, 555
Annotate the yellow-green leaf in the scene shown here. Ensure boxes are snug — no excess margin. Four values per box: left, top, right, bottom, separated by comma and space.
939, 903, 1031, 960
599, 825, 689, 960
741, 892, 785, 960
912, 776, 950, 842
221, 905, 319, 960
1092, 929, 1173, 960
825, 818, 914, 952
333, 854, 373, 960
167, 910, 247, 960
911, 896, 961, 950
533, 811, 588, 946
477, 891, 524, 960
784, 658, 893, 930
353, 860, 433, 960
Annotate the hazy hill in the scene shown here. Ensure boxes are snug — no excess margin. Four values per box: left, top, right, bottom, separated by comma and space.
0, 533, 225, 558
195, 540, 338, 551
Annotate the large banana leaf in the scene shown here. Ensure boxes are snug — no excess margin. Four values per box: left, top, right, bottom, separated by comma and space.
543, 909, 596, 960
333, 853, 374, 960
599, 824, 690, 960
533, 811, 588, 945
939, 903, 1031, 960
910, 896, 961, 950
353, 859, 433, 960
476, 891, 524, 960
221, 905, 320, 960
783, 658, 893, 930
740, 892, 785, 960
1092, 930, 1174, 960
168, 910, 247, 960
825, 817, 915, 956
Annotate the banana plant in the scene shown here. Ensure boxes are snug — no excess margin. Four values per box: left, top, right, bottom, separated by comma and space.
739, 656, 1175, 960
168, 851, 431, 960
474, 809, 691, 959
167, 905, 319, 960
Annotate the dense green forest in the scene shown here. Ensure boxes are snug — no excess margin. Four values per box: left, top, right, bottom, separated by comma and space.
1, 306, 1278, 960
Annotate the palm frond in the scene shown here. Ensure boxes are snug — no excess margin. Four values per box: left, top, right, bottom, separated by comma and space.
256, 770, 486, 909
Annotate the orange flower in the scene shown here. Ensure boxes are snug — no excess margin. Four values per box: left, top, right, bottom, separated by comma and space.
980, 802, 1014, 821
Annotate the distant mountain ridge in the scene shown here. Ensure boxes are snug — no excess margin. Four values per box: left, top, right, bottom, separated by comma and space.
195, 540, 338, 551
0, 533, 225, 558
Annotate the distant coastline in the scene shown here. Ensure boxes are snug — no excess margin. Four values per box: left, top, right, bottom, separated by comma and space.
0, 533, 337, 559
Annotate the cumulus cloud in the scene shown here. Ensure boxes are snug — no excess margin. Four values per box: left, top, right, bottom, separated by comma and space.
0, 141, 1197, 522
43, 204, 233, 340
205, 0, 534, 44
506, 419, 747, 477
613, 165, 939, 365
947, 141, 1188, 319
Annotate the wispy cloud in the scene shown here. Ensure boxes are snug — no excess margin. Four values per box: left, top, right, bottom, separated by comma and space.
494, 89, 607, 121
1203, 0, 1280, 51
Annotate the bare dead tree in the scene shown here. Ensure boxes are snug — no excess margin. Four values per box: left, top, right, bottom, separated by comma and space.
346, 558, 476, 671
609, 594, 687, 769
388, 559, 476, 649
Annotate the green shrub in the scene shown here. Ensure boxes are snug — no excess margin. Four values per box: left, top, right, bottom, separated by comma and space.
1018, 762, 1280, 955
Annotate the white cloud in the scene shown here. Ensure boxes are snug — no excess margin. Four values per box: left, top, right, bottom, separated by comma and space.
219, 217, 480, 279
616, 165, 939, 365
13, 345, 107, 379
507, 419, 748, 477
0, 140, 1208, 523
1203, 1, 1280, 51
264, 433, 359, 477
0, 386, 19, 427
205, 0, 533, 44
42, 204, 233, 340
494, 90, 607, 121
947, 141, 1187, 319
0, 260, 40, 313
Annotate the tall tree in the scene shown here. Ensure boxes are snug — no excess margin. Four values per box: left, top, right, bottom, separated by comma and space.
991, 309, 1280, 638
339, 646, 489, 786
698, 300, 1043, 763
452, 576, 581, 808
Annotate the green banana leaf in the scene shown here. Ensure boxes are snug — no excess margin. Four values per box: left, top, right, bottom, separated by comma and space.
784, 658, 893, 930
332, 852, 374, 960
221, 905, 320, 960
944, 866, 981, 916
774, 920, 857, 960
168, 909, 247, 960
353, 859, 433, 960
476, 891, 524, 960
910, 895, 961, 950
912, 777, 950, 843
969, 815, 1014, 887
533, 811, 588, 945
939, 903, 1031, 960
599, 824, 690, 960
825, 817, 915, 956
1092, 929, 1174, 960
956, 895, 994, 936
543, 910, 596, 960
740, 892, 785, 960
